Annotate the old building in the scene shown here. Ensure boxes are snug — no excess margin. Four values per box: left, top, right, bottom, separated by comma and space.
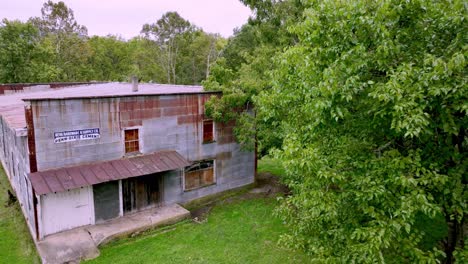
0, 82, 254, 240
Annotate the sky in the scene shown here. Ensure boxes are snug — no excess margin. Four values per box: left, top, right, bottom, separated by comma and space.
0, 0, 252, 39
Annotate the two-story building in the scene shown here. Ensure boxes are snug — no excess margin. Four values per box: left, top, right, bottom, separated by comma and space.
0, 82, 255, 240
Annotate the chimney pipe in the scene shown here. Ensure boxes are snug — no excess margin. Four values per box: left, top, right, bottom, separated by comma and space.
132, 76, 138, 92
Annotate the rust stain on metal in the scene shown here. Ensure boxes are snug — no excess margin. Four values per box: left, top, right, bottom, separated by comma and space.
28, 150, 190, 195
25, 106, 37, 173
216, 151, 232, 160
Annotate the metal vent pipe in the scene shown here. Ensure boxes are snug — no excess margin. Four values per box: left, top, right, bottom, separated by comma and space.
132, 76, 138, 92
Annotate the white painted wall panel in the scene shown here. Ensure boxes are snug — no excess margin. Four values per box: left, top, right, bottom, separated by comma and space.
41, 186, 94, 237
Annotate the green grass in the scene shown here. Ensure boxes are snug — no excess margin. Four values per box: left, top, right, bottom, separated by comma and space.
257, 156, 285, 176
0, 165, 40, 263
86, 198, 309, 264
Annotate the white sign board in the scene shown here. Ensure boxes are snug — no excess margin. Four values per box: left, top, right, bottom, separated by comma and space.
54, 128, 100, 143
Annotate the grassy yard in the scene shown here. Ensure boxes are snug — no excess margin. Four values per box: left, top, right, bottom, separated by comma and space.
0, 166, 40, 263
257, 156, 285, 176
87, 198, 309, 264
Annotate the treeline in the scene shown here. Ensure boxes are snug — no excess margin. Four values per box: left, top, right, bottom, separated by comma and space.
0, 1, 225, 84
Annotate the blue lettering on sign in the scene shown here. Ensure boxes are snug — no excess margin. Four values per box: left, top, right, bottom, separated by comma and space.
54, 128, 100, 143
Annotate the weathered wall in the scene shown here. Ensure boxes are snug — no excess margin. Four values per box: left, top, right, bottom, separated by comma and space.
40, 186, 94, 238
31, 93, 254, 207
0, 116, 36, 238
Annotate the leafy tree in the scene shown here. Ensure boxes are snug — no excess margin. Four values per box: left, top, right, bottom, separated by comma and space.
127, 37, 166, 83
141, 12, 225, 85
29, 1, 91, 81
256, 0, 467, 262
178, 31, 225, 85
204, 0, 305, 153
0, 19, 58, 83
29, 0, 87, 37
88, 35, 132, 81
141, 12, 194, 84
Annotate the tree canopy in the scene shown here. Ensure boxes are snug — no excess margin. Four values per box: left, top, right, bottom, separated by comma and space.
0, 2, 225, 84
254, 0, 467, 262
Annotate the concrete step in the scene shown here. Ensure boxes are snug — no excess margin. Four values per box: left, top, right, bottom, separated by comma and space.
37, 204, 190, 264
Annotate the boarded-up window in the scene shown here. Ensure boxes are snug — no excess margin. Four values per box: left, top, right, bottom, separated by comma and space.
124, 129, 139, 153
203, 120, 214, 143
184, 160, 215, 190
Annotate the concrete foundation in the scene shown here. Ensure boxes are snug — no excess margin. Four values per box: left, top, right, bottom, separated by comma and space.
36, 204, 190, 264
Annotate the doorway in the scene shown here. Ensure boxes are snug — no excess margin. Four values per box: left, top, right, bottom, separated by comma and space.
122, 173, 162, 214
93, 181, 120, 222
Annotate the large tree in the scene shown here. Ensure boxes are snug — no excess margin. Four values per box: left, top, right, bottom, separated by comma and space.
29, 1, 92, 81
0, 19, 58, 83
88, 35, 133, 81
256, 0, 467, 262
204, 0, 305, 153
141, 12, 194, 84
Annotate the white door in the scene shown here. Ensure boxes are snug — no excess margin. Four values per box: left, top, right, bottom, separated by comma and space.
41, 186, 94, 237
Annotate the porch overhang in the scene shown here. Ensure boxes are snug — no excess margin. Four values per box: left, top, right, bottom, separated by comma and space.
29, 150, 190, 195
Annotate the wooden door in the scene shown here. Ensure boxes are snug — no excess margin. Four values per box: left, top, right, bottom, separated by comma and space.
123, 174, 161, 214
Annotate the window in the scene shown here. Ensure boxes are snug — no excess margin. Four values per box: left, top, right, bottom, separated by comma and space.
124, 129, 139, 153
184, 160, 215, 190
203, 119, 214, 143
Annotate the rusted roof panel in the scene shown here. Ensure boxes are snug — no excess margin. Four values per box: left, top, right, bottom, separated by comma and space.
0, 82, 220, 129
29, 150, 190, 195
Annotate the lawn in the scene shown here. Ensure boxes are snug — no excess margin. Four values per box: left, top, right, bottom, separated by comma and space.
0, 165, 40, 263
257, 156, 285, 176
86, 198, 309, 264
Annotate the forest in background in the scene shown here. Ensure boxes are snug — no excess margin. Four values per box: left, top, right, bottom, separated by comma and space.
0, 1, 225, 84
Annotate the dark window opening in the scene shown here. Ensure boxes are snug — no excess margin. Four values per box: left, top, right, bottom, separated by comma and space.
124, 129, 139, 153
203, 120, 214, 143
184, 160, 215, 191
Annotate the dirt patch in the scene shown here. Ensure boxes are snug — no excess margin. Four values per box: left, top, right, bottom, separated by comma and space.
189, 172, 287, 221
191, 205, 213, 222
250, 172, 289, 196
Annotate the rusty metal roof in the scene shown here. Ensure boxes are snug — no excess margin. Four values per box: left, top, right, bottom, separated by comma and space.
20, 82, 214, 101
0, 82, 219, 129
29, 150, 190, 195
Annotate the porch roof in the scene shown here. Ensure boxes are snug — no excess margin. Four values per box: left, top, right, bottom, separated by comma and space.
29, 150, 190, 195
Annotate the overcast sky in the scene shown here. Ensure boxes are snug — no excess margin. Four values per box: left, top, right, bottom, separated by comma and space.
0, 0, 252, 39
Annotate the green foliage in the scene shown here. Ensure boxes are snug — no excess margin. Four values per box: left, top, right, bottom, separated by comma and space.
204, 0, 305, 152
0, 4, 224, 84
88, 36, 133, 81
29, 0, 87, 36
141, 12, 223, 85
86, 198, 309, 264
256, 0, 467, 262
0, 19, 58, 83
0, 165, 40, 263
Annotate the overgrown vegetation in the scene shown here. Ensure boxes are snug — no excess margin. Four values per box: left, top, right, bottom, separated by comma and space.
258, 0, 466, 262
0, 166, 39, 263
207, 0, 466, 263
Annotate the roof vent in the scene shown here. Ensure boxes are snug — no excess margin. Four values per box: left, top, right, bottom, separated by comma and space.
132, 76, 138, 92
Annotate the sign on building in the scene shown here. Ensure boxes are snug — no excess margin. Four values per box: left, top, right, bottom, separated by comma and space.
54, 128, 100, 143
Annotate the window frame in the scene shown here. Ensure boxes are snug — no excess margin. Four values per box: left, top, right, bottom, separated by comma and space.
183, 159, 216, 191
123, 127, 141, 155
202, 119, 215, 144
